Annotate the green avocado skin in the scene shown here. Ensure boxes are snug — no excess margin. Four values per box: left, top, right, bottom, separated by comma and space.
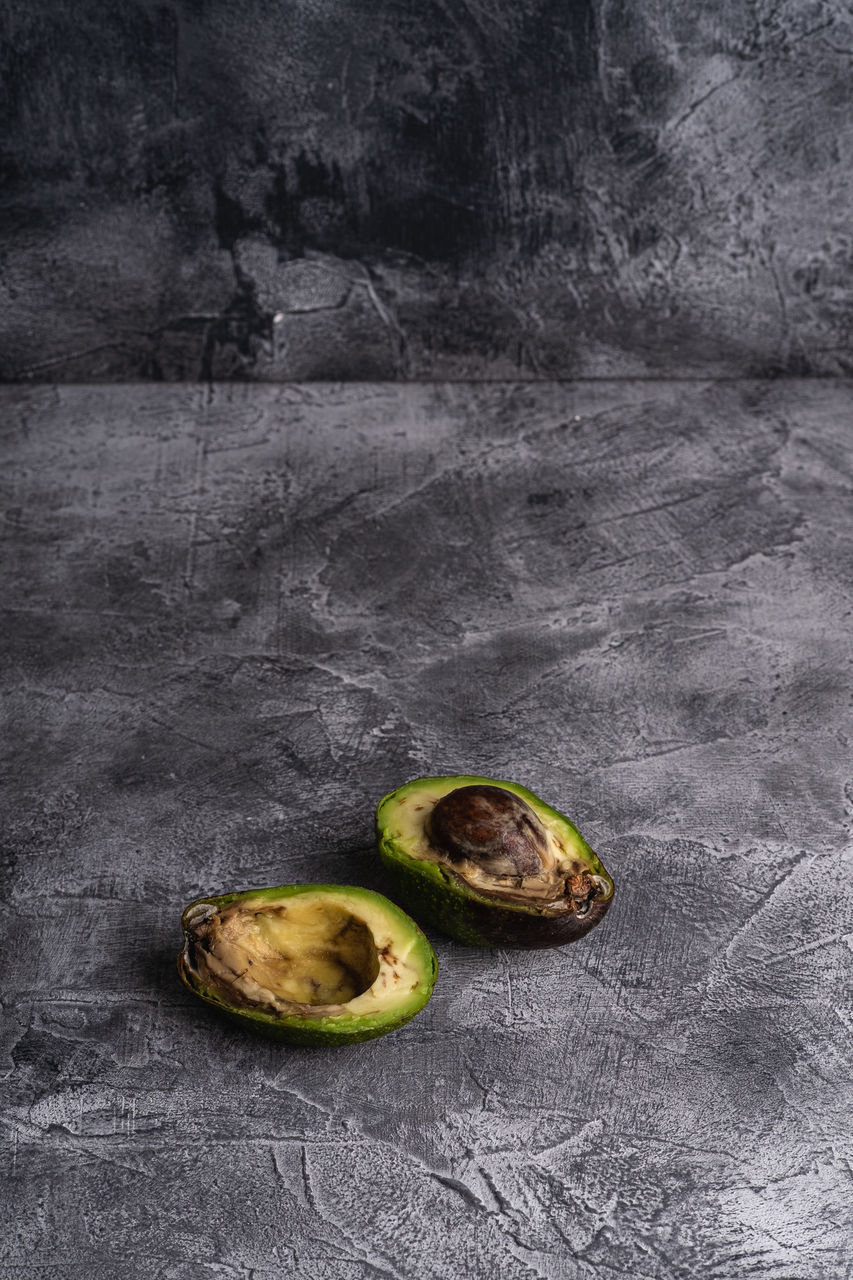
178, 884, 438, 1047
376, 776, 615, 950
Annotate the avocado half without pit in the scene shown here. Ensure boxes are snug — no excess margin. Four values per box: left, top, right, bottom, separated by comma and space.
376, 776, 615, 948
178, 884, 437, 1045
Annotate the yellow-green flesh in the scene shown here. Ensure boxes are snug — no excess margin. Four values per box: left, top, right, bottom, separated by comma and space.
184, 890, 426, 1019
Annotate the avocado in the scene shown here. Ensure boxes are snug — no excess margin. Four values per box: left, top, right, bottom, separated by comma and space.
178, 883, 438, 1045
376, 775, 615, 949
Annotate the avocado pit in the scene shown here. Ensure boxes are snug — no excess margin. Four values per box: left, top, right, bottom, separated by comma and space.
428, 784, 547, 878
423, 782, 580, 904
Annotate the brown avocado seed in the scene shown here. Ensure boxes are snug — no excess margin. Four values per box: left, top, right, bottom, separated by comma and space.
427, 784, 548, 878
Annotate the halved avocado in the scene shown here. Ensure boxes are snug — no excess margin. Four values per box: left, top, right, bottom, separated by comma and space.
178, 884, 438, 1045
376, 775, 615, 949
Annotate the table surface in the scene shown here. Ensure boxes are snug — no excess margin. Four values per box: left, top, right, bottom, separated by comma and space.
1, 381, 851, 1280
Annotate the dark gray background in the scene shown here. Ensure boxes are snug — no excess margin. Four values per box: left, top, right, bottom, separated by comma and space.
2, 3, 853, 1277
3, 0, 853, 380
2, 382, 851, 1277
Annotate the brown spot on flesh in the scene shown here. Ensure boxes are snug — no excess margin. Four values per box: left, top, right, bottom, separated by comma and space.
567, 871, 599, 917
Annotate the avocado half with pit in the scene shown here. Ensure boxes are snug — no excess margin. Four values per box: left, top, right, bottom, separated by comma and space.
376, 776, 615, 949
178, 884, 438, 1045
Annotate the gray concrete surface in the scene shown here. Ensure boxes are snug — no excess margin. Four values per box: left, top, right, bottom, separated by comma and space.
1, 380, 851, 1277
4, 1, 853, 380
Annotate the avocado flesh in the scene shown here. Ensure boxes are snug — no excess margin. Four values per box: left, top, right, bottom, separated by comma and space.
376, 775, 615, 949
179, 885, 437, 1044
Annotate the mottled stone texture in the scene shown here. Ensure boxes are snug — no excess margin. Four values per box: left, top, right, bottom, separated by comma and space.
2, 381, 851, 1277
3, 1, 853, 379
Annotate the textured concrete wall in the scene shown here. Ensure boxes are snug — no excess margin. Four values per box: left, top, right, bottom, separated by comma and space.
3, 0, 853, 380
2, 382, 851, 1277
